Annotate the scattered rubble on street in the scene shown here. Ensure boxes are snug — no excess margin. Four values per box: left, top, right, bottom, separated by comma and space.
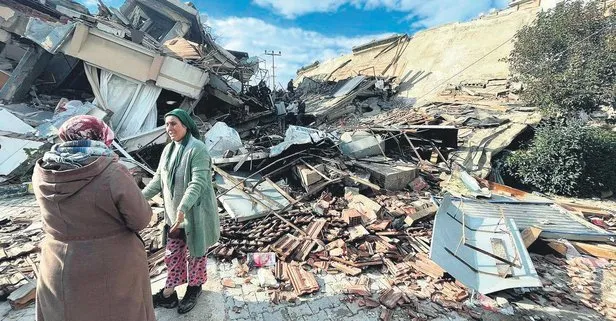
0, 0, 615, 320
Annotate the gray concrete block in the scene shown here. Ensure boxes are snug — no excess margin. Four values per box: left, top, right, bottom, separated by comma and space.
359, 162, 417, 190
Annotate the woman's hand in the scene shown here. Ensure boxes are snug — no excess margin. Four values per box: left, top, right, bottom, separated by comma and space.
169, 210, 185, 233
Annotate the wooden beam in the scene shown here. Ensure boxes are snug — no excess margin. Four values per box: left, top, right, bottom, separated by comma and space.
546, 241, 568, 256
572, 242, 616, 260
299, 159, 332, 182
521, 226, 542, 248
323, 163, 381, 191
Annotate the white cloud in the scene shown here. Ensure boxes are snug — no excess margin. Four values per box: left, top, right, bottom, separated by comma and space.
252, 0, 350, 18
253, 0, 510, 27
206, 16, 392, 88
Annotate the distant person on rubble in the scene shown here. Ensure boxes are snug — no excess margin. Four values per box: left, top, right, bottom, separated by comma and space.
297, 99, 306, 125
142, 109, 220, 315
287, 79, 295, 94
285, 100, 299, 126
32, 115, 155, 321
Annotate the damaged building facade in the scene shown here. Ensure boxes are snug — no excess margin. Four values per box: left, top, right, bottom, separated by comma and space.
0, 0, 276, 183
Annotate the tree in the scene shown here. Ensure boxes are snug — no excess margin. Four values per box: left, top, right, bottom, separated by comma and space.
509, 0, 616, 116
506, 120, 616, 196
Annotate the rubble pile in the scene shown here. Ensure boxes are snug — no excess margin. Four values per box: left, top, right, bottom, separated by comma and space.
0, 207, 41, 304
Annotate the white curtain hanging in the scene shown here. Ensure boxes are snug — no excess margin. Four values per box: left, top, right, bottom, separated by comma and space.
84, 62, 162, 138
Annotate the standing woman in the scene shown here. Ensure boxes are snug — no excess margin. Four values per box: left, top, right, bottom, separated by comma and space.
32, 115, 155, 321
142, 109, 220, 314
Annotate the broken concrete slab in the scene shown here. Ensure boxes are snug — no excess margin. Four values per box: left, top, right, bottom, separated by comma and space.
0, 45, 52, 103
25, 18, 76, 54
7, 280, 35, 309
404, 199, 437, 226
340, 131, 385, 159
294, 164, 326, 188
63, 23, 208, 98
356, 161, 417, 190
345, 193, 382, 225
0, 104, 53, 127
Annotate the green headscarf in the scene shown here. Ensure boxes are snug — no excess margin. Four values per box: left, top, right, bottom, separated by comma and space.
164, 109, 200, 195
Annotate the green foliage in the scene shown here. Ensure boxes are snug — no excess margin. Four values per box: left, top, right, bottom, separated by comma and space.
509, 0, 616, 115
506, 121, 616, 196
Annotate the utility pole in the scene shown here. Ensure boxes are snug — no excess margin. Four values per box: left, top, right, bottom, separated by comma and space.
264, 50, 281, 93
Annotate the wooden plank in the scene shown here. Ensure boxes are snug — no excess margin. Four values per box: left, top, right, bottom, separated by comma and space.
25, 257, 39, 280
558, 203, 613, 218
521, 226, 542, 248
323, 163, 382, 191
300, 159, 332, 182
547, 241, 568, 256
572, 242, 616, 260
491, 238, 512, 278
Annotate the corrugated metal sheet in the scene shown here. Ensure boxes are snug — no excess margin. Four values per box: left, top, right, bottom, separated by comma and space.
430, 195, 542, 294
434, 197, 615, 242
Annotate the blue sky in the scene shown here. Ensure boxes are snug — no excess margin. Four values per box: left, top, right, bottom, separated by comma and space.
81, 0, 509, 87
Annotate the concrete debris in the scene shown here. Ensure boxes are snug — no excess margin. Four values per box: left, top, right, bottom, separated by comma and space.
340, 131, 385, 159
257, 268, 278, 288
221, 278, 236, 288
6, 279, 36, 309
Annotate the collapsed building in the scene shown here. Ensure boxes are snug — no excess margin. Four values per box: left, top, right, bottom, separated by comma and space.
0, 0, 278, 184
1, 0, 616, 319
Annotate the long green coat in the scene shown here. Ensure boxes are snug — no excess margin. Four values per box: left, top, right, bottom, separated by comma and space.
142, 136, 220, 257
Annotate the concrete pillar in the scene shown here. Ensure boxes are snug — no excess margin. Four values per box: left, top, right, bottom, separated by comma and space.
0, 45, 52, 103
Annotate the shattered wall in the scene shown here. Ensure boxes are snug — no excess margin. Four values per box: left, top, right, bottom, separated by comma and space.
297, 4, 539, 105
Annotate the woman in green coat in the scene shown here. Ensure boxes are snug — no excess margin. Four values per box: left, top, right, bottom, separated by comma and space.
142, 109, 220, 314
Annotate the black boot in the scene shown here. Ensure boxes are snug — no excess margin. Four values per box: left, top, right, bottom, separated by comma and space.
152, 288, 179, 309
178, 285, 202, 314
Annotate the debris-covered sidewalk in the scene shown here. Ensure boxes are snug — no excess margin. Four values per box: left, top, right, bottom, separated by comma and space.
0, 194, 613, 321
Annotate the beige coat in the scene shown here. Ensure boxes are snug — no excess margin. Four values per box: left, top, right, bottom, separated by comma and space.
32, 156, 155, 321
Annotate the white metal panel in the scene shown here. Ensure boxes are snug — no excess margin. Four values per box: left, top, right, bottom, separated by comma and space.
0, 109, 34, 134
156, 56, 208, 98
0, 136, 44, 176
430, 194, 542, 294
215, 172, 290, 222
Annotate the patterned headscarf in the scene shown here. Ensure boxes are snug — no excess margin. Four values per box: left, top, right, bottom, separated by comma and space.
42, 115, 115, 169
59, 115, 115, 146
163, 109, 200, 194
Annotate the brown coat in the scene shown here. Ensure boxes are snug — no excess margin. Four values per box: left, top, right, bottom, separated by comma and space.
32, 156, 155, 321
